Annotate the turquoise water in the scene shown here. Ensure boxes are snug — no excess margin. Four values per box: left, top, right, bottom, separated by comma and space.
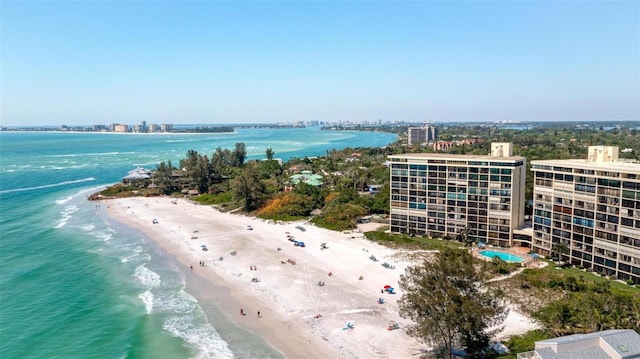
0, 127, 396, 359
478, 250, 524, 263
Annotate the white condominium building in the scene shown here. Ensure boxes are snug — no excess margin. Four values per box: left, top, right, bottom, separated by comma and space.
531, 146, 640, 284
388, 143, 527, 247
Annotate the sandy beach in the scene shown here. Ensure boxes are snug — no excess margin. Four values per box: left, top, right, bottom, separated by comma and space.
103, 196, 537, 358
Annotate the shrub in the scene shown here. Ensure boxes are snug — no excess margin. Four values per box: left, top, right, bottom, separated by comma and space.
100, 184, 126, 197
192, 192, 233, 205
504, 329, 552, 355
257, 192, 314, 220
311, 202, 367, 231
549, 279, 563, 288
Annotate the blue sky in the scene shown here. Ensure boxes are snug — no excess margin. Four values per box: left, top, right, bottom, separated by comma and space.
1, 1, 638, 126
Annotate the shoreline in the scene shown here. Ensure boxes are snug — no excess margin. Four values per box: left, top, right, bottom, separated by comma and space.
102, 196, 423, 358
102, 196, 537, 358
103, 198, 329, 358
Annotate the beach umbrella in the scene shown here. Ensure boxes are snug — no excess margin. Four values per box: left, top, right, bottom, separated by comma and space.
383, 285, 391, 289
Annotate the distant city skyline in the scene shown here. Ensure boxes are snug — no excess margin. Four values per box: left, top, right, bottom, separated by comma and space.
1, 1, 638, 126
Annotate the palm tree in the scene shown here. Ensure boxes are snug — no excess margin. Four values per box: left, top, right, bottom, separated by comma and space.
265, 147, 274, 160
551, 242, 570, 263
459, 226, 473, 246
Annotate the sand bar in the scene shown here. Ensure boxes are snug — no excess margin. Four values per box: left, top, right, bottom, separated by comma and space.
104, 196, 537, 358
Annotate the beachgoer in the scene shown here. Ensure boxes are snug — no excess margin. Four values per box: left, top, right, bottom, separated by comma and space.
190, 265, 194, 271
240, 308, 244, 316
257, 311, 261, 318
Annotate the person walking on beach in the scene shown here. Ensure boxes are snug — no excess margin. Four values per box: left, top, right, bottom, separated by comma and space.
257, 310, 261, 318
240, 308, 244, 316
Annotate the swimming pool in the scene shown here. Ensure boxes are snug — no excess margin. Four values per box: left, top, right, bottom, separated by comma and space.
479, 250, 524, 263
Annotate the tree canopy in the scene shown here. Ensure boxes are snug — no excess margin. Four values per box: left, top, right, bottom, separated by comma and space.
398, 249, 508, 358
230, 162, 265, 211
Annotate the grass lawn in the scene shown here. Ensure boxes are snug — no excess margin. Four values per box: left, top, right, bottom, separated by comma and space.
538, 260, 639, 294
364, 228, 466, 251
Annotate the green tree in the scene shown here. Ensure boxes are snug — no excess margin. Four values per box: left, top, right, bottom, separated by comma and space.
458, 225, 473, 246
231, 162, 265, 211
211, 146, 233, 178
398, 249, 508, 358
265, 147, 274, 160
551, 242, 570, 263
490, 256, 508, 274
293, 182, 325, 208
311, 201, 367, 230
179, 150, 210, 193
369, 183, 390, 214
153, 160, 175, 194
259, 154, 283, 181
232, 142, 247, 167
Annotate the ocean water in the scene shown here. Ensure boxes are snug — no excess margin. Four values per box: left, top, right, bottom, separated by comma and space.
0, 127, 397, 359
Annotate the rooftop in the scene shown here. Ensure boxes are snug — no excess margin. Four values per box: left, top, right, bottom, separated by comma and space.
388, 152, 525, 161
531, 158, 639, 173
289, 171, 323, 186
531, 329, 640, 359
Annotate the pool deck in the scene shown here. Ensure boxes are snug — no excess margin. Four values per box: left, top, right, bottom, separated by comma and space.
472, 246, 543, 268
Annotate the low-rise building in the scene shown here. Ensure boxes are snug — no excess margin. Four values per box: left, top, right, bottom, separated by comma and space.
517, 329, 640, 359
289, 170, 323, 187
